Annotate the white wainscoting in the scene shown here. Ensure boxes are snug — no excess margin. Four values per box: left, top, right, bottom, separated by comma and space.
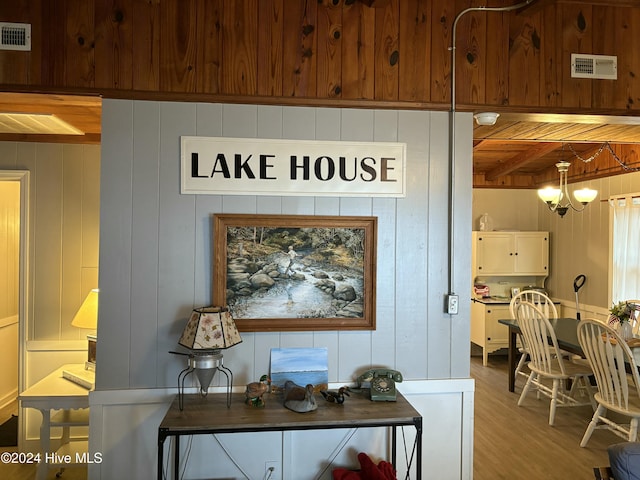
558, 300, 609, 323
88, 378, 474, 480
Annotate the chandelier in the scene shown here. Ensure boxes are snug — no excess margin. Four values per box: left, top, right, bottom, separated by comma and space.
537, 161, 598, 217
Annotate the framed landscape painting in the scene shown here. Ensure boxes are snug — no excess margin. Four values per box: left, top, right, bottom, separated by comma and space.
213, 214, 377, 331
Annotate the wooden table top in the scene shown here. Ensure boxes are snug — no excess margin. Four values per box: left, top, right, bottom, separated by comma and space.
159, 390, 421, 435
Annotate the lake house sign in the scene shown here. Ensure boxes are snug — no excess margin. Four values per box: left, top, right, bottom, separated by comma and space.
180, 136, 406, 197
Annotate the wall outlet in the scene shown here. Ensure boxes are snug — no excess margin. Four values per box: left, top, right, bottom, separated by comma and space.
265, 461, 279, 480
446, 294, 459, 315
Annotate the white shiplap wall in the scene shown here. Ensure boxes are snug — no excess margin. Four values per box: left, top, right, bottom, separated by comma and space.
0, 142, 100, 345
92, 100, 475, 479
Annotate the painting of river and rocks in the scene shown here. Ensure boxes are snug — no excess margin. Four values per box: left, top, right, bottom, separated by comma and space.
213, 214, 377, 332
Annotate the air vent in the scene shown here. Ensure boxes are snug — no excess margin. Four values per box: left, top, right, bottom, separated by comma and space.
0, 22, 31, 51
571, 53, 617, 80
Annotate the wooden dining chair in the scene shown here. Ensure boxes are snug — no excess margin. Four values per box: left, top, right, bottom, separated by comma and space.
509, 290, 561, 382
516, 301, 595, 426
510, 290, 559, 320
577, 318, 640, 446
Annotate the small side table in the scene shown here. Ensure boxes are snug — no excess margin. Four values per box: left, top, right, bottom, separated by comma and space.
19, 364, 93, 480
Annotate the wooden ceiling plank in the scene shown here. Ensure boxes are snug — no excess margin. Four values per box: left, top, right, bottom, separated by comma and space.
484, 142, 560, 180
517, 0, 554, 16
559, 124, 640, 143
0, 92, 102, 137
513, 0, 636, 16
520, 123, 596, 141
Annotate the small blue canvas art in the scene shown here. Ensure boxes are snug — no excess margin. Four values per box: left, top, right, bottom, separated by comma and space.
270, 347, 329, 392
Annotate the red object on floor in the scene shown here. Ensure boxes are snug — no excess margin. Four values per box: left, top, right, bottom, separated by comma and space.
332, 452, 397, 480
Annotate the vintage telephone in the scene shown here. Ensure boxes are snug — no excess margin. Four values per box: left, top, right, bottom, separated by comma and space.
356, 369, 403, 401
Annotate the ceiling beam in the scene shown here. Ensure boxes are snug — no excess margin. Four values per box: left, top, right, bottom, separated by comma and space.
0, 133, 100, 144
484, 142, 560, 181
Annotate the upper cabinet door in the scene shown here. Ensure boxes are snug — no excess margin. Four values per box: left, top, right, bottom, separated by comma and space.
475, 233, 514, 275
513, 233, 548, 275
473, 232, 549, 276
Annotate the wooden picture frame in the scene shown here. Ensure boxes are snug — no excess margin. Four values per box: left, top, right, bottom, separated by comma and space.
213, 214, 377, 332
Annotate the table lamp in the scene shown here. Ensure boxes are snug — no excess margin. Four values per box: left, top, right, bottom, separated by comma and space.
172, 306, 242, 409
71, 288, 98, 370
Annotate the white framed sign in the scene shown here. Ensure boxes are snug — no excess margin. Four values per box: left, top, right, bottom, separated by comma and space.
180, 136, 406, 197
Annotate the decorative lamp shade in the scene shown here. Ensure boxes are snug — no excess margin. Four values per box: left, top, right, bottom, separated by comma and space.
71, 289, 99, 329
573, 187, 598, 204
178, 306, 242, 351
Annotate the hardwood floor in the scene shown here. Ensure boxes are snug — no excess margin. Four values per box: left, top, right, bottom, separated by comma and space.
472, 354, 616, 480
0, 357, 623, 479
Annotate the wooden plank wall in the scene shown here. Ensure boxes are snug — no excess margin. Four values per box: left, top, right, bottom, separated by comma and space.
1, 0, 640, 113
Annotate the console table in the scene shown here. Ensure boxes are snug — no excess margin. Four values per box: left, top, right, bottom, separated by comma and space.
158, 390, 422, 479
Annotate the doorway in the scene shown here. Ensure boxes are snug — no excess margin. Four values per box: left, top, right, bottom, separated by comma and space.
0, 171, 29, 449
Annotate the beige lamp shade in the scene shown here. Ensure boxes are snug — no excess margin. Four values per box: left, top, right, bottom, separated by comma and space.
71, 289, 99, 329
573, 187, 598, 204
179, 306, 242, 351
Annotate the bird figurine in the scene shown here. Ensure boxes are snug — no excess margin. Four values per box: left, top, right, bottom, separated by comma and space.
245, 374, 271, 407
283, 380, 317, 413
320, 386, 350, 404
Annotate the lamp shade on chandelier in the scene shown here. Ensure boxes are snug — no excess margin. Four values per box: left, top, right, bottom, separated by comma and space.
537, 161, 598, 217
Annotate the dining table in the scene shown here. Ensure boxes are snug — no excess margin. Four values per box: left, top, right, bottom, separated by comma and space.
498, 317, 640, 392
498, 317, 584, 392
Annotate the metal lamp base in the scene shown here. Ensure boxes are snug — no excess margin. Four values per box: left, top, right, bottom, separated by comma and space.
177, 350, 233, 410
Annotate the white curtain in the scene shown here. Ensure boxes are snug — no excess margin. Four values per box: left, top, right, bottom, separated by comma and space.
612, 195, 640, 301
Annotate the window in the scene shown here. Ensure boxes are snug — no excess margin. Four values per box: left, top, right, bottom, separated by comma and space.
611, 194, 640, 302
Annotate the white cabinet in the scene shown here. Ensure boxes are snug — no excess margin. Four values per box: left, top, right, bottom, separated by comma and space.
472, 231, 549, 276
470, 302, 510, 366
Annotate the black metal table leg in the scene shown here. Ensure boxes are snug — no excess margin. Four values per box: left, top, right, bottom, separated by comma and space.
174, 435, 180, 480
507, 327, 518, 392
157, 430, 166, 480
391, 426, 397, 469
415, 416, 422, 480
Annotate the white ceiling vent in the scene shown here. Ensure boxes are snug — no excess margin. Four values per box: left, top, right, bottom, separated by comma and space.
0, 22, 31, 51
571, 53, 617, 80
